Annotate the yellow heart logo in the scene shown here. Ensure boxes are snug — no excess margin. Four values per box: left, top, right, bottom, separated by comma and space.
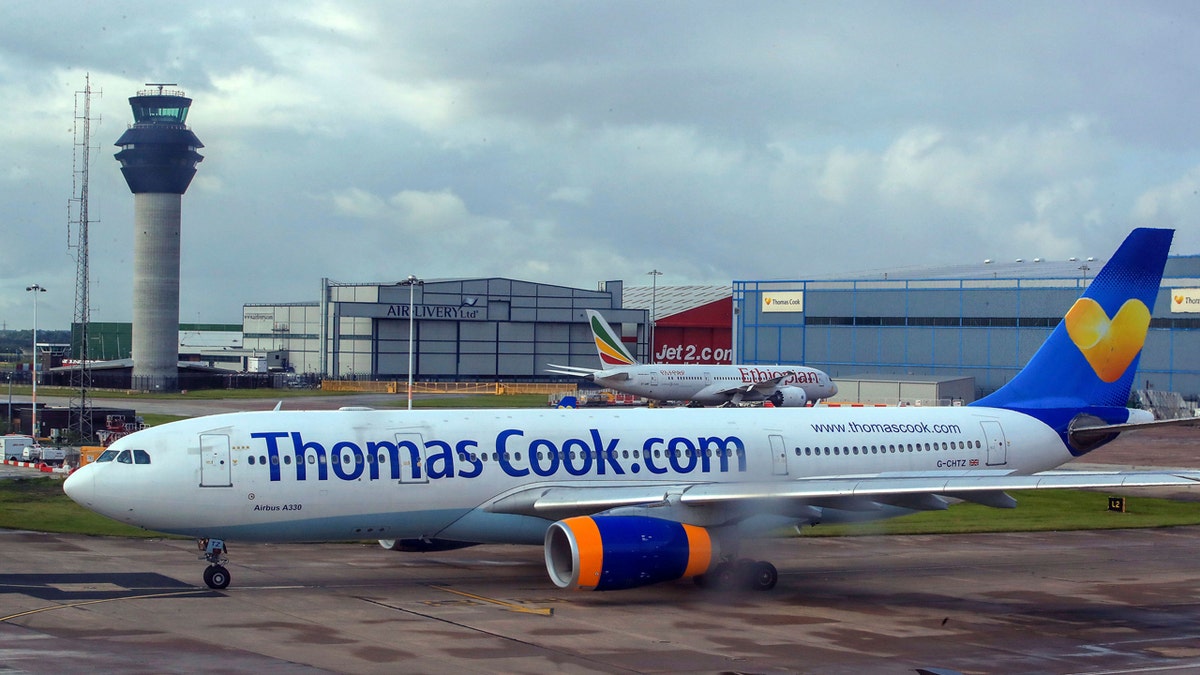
1176, 295, 1185, 305
765, 298, 772, 305
1064, 298, 1150, 383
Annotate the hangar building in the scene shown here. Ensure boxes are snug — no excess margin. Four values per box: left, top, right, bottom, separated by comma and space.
239, 253, 1200, 402
242, 278, 648, 380
733, 254, 1200, 399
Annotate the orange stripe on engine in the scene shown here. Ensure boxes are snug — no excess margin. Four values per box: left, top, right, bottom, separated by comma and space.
681, 524, 713, 578
566, 517, 605, 591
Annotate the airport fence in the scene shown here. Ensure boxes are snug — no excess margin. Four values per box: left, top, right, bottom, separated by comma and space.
319, 380, 577, 396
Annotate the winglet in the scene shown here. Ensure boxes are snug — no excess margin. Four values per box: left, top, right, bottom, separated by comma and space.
585, 310, 640, 367
973, 228, 1172, 419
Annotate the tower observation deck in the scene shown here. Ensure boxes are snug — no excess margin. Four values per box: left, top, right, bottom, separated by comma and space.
114, 85, 204, 193
114, 84, 204, 391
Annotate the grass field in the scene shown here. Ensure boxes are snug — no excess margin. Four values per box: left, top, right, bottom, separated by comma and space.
0, 476, 171, 537
5, 475, 1200, 541
804, 489, 1200, 536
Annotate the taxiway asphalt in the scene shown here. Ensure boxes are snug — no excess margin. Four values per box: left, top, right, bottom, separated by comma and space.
4, 525, 1200, 674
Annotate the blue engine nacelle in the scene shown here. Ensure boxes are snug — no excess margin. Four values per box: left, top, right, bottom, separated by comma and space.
544, 515, 716, 591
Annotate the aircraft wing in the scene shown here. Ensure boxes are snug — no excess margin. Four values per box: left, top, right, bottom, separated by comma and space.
487, 470, 1200, 522
678, 470, 1200, 505
716, 375, 787, 397
710, 375, 790, 401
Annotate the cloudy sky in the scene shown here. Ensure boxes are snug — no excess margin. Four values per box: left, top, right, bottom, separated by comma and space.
3, 1, 1200, 330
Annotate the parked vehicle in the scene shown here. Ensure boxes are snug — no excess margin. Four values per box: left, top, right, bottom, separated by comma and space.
1, 435, 35, 461
23, 445, 66, 465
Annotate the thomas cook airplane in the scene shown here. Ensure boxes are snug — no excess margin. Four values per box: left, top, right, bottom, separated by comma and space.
547, 309, 838, 406
65, 228, 1200, 592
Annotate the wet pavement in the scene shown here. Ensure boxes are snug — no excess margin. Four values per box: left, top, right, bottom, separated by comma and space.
3, 528, 1200, 673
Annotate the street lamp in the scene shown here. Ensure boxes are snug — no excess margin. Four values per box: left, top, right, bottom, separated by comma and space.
647, 270, 662, 364
26, 284, 45, 439
400, 275, 423, 410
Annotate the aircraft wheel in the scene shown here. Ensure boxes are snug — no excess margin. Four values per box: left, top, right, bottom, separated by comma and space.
714, 562, 737, 589
749, 561, 777, 591
204, 564, 231, 590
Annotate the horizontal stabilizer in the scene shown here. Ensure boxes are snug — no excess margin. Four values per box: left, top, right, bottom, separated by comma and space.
1070, 414, 1200, 448
545, 364, 599, 379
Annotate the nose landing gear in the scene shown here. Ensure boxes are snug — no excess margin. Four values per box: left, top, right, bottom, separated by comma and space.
198, 538, 230, 590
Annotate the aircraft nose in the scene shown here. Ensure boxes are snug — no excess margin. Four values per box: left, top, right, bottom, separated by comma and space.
63, 467, 93, 506
828, 381, 839, 397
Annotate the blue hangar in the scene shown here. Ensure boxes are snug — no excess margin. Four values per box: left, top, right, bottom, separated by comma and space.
734, 252, 1200, 401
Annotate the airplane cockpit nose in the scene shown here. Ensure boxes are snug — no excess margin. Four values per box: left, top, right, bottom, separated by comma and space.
63, 466, 94, 506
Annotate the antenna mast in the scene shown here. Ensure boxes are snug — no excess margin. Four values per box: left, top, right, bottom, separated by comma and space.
69, 74, 100, 443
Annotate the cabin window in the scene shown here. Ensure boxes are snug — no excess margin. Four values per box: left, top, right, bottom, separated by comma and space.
308, 455, 316, 464
283, 455, 291, 465
248, 456, 255, 465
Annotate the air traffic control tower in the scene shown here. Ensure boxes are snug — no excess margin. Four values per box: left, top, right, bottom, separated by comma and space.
114, 85, 204, 391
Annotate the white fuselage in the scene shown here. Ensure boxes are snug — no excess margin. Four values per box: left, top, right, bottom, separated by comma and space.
593, 364, 837, 404
64, 405, 1070, 544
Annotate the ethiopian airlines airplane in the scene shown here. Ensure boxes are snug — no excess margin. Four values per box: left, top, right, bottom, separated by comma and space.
65, 228, 1200, 593
547, 309, 838, 406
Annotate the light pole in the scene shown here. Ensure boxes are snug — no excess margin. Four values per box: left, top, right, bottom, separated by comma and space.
401, 275, 423, 410
647, 269, 662, 363
26, 284, 45, 439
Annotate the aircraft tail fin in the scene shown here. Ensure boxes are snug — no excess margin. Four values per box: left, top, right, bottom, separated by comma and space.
973, 228, 1172, 415
585, 310, 640, 368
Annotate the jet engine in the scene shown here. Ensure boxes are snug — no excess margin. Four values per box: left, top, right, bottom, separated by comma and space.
769, 387, 807, 407
544, 515, 715, 591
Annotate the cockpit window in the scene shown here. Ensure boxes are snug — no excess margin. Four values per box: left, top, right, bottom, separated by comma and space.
117, 449, 132, 464
96, 449, 119, 462
133, 449, 151, 465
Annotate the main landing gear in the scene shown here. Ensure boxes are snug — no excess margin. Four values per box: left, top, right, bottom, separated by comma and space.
694, 558, 778, 591
198, 538, 231, 590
